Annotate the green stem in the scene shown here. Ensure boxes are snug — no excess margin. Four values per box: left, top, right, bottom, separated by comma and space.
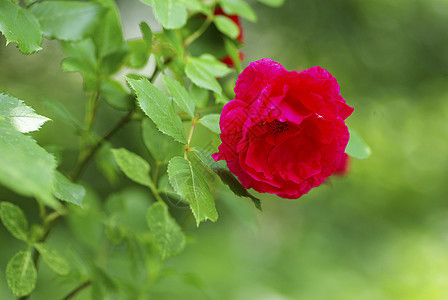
61, 280, 92, 300
183, 15, 214, 48
185, 117, 198, 159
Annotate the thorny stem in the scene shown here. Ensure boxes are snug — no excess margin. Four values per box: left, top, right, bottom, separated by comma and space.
61, 280, 92, 300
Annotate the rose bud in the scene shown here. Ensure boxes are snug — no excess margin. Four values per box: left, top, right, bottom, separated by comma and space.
212, 59, 354, 199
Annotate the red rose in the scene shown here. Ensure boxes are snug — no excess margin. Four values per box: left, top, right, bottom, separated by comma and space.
212, 59, 354, 199
333, 153, 351, 176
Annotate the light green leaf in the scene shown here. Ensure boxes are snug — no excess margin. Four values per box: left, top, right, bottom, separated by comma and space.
224, 38, 242, 73
127, 77, 187, 144
101, 80, 134, 111
0, 0, 42, 54
6, 251, 37, 297
256, 0, 285, 7
111, 148, 152, 187
0, 93, 49, 133
346, 127, 371, 160
192, 148, 262, 210
54, 171, 86, 207
29, 1, 105, 41
151, 0, 188, 29
126, 39, 150, 69
199, 114, 221, 134
190, 84, 209, 108
142, 118, 184, 164
185, 60, 222, 96
147, 202, 186, 259
219, 0, 257, 22
178, 0, 210, 14
0, 202, 29, 242
42, 100, 81, 130
93, 0, 125, 57
140, 22, 153, 51
61, 39, 99, 91
214, 15, 240, 40
34, 243, 71, 276
0, 121, 56, 203
168, 156, 218, 226
163, 75, 195, 118
192, 54, 233, 77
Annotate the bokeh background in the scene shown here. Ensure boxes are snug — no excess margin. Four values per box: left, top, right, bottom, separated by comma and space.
1, 0, 448, 299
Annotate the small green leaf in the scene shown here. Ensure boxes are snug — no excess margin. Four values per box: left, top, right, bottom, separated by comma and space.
214, 15, 240, 40
111, 148, 152, 187
224, 38, 242, 73
29, 1, 105, 41
0, 93, 50, 133
199, 114, 221, 134
168, 156, 218, 226
6, 251, 37, 297
147, 202, 186, 259
0, 0, 42, 54
101, 80, 134, 111
256, 0, 285, 7
142, 118, 184, 164
127, 77, 187, 144
190, 84, 210, 108
54, 171, 86, 207
127, 39, 151, 69
219, 0, 257, 22
192, 54, 232, 77
0, 121, 56, 203
178, 0, 210, 14
346, 127, 371, 160
163, 75, 196, 118
34, 243, 71, 276
185, 60, 222, 95
42, 100, 81, 130
140, 22, 153, 51
151, 0, 188, 29
0, 202, 29, 242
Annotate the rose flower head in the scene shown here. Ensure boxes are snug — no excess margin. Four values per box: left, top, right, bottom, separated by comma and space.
212, 59, 354, 199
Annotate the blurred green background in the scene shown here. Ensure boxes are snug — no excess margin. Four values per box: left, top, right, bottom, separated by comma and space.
1, 0, 448, 299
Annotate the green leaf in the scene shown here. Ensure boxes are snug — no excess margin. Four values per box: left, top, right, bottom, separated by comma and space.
126, 39, 151, 69
61, 39, 99, 91
126, 235, 146, 280
346, 127, 371, 160
219, 0, 257, 22
256, 0, 285, 7
142, 118, 184, 164
100, 80, 134, 111
151, 0, 188, 29
199, 114, 221, 134
214, 15, 240, 40
224, 38, 242, 73
54, 171, 86, 207
95, 142, 119, 185
190, 84, 209, 108
185, 60, 222, 95
0, 93, 50, 133
127, 77, 187, 144
163, 75, 196, 118
0, 202, 29, 242
42, 100, 81, 130
29, 1, 105, 41
34, 243, 71, 276
6, 251, 37, 297
0, 0, 42, 54
0, 121, 56, 203
140, 22, 153, 51
93, 0, 125, 57
178, 0, 210, 14
111, 148, 152, 187
192, 54, 233, 77
192, 148, 262, 210
168, 156, 218, 226
146, 202, 186, 259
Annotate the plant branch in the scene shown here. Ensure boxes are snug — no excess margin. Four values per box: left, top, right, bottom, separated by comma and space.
61, 280, 92, 300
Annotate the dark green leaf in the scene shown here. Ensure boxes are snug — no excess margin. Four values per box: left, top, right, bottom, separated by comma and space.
6, 251, 37, 296
199, 114, 221, 134
142, 118, 184, 164
147, 202, 186, 259
163, 75, 196, 118
219, 0, 257, 22
191, 54, 232, 77
151, 0, 188, 29
0, 93, 49, 133
214, 15, 240, 40
34, 243, 71, 276
0, 202, 29, 242
346, 127, 371, 160
111, 148, 152, 187
168, 156, 218, 225
0, 121, 56, 205
185, 60, 222, 95
93, 0, 125, 57
29, 1, 105, 41
100, 80, 134, 111
127, 77, 187, 144
54, 171, 86, 207
0, 0, 42, 54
